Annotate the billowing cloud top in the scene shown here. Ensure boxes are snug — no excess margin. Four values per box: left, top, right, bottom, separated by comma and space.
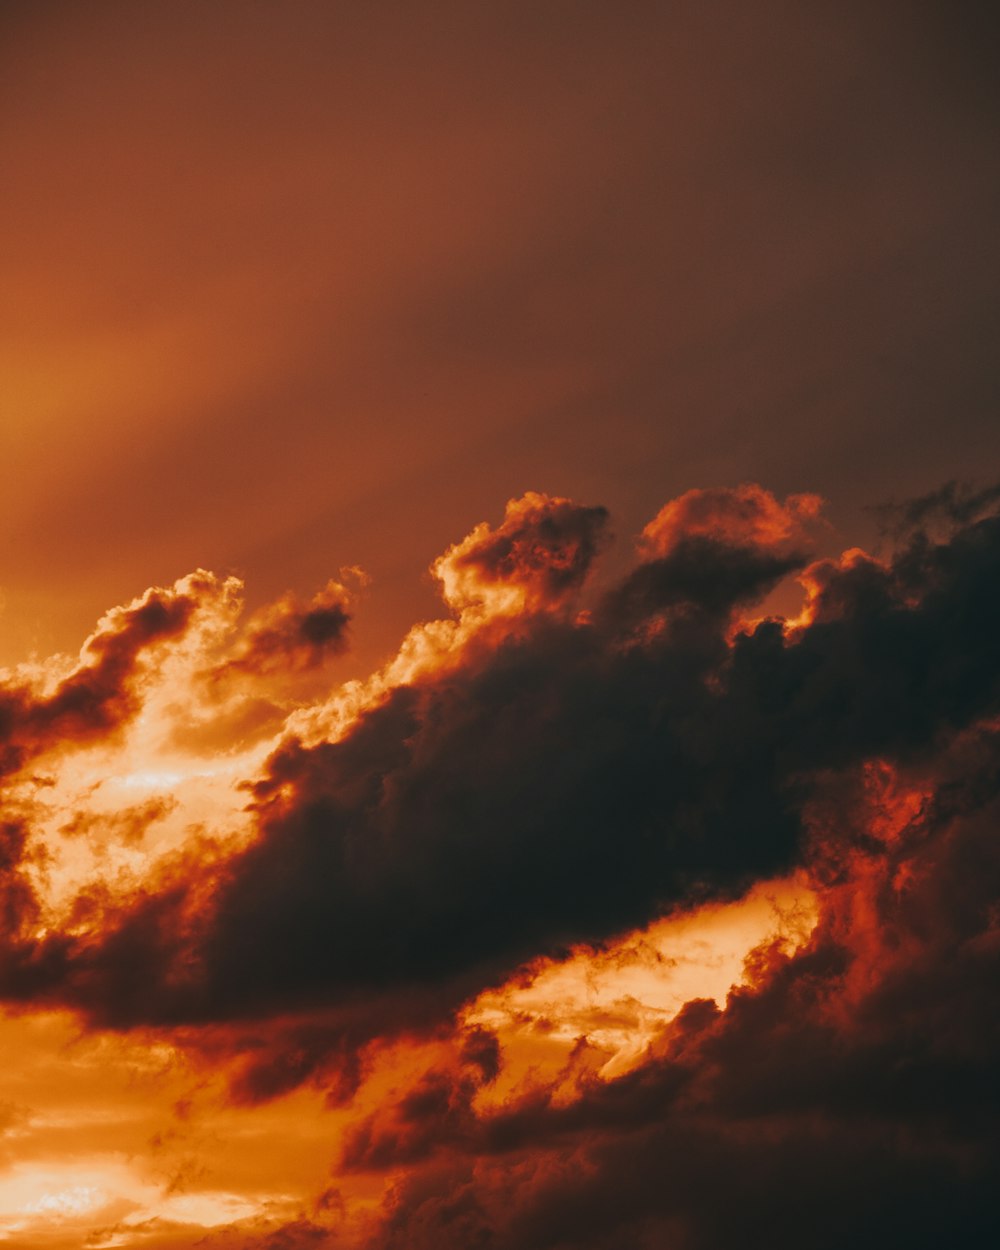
433, 491, 611, 616
639, 484, 824, 559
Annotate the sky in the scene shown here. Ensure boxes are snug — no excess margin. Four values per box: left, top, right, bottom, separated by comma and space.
0, 2, 998, 1247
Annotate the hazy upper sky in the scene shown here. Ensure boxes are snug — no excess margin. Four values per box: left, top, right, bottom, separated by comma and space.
3, 0, 997, 669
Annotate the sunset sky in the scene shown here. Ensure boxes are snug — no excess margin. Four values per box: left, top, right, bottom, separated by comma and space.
1, 3, 999, 1248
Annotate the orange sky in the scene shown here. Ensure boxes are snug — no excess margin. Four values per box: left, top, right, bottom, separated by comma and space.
3, 2, 999, 671
2, 5, 999, 1249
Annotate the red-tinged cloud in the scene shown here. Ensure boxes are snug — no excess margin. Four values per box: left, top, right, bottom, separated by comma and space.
639, 483, 824, 560
0, 575, 213, 779
338, 1031, 499, 1175
875, 478, 1000, 539
433, 491, 610, 616
350, 733, 1000, 1250
1, 485, 997, 1047
1, 482, 1000, 1248
603, 486, 826, 635
218, 577, 355, 678
784, 545, 887, 635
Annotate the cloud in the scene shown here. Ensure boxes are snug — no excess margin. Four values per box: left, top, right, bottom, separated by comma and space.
604, 485, 825, 633
0, 484, 993, 1066
0, 482, 998, 1248
46, 498, 817, 1027
433, 491, 611, 617
0, 574, 215, 780
215, 577, 356, 679
358, 731, 1000, 1249
875, 478, 1000, 539
0, 573, 233, 952
639, 484, 824, 560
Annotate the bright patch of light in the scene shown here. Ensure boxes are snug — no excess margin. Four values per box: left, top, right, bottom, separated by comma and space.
116, 770, 187, 789
466, 876, 819, 1092
21, 1184, 103, 1216
150, 1190, 281, 1228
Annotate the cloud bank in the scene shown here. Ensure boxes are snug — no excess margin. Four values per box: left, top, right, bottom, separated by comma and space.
0, 481, 997, 1247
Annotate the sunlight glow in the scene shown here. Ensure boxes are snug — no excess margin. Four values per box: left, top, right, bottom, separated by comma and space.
465, 876, 818, 1094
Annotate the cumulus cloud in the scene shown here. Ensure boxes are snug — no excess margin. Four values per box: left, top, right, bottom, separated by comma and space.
639, 484, 824, 560
216, 576, 356, 679
0, 575, 214, 779
603, 485, 826, 636
2, 483, 999, 1249
433, 491, 611, 617
0, 487, 996, 1035
359, 734, 1000, 1250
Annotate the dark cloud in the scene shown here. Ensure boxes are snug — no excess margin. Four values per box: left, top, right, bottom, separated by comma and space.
0, 483, 998, 1246
638, 485, 824, 561
603, 485, 825, 632
58, 795, 177, 846
874, 477, 1000, 539
337, 1025, 500, 1173
0, 819, 40, 944
217, 579, 353, 678
341, 1068, 482, 1174
0, 577, 206, 779
222, 1022, 365, 1108
604, 535, 804, 630
2, 485, 998, 1066
434, 492, 611, 613
360, 735, 1000, 1249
